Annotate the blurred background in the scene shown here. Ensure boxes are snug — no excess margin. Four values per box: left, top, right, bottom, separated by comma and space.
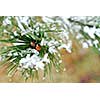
0, 16, 100, 83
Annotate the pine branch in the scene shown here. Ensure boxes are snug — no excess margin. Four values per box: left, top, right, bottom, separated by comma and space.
68, 18, 100, 28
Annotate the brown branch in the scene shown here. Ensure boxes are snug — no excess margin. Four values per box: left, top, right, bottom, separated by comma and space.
68, 18, 100, 28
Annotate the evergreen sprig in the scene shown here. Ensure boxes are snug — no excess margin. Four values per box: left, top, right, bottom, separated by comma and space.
0, 16, 69, 81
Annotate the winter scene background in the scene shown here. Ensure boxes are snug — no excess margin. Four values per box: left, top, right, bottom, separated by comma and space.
0, 16, 100, 83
